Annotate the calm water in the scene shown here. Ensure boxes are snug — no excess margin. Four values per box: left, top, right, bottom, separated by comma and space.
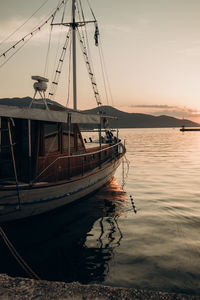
1, 128, 200, 295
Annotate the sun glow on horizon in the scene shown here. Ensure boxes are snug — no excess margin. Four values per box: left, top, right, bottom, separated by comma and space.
1, 0, 200, 121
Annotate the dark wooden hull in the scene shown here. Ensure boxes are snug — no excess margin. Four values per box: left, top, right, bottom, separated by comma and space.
0, 156, 123, 223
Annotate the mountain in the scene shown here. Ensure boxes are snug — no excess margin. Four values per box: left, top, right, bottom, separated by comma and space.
83, 106, 200, 128
0, 98, 199, 128
0, 97, 65, 109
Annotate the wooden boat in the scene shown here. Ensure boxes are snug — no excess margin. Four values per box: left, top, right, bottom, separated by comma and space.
0, 0, 126, 222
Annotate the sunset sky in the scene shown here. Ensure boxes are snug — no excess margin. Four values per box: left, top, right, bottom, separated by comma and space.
1, 0, 200, 121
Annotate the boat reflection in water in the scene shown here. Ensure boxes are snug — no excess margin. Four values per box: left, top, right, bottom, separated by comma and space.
0, 178, 126, 283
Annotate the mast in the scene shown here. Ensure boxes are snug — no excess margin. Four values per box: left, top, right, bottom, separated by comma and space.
72, 0, 77, 110
49, 0, 98, 109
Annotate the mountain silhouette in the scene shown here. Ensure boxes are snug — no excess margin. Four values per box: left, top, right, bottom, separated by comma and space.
83, 105, 199, 128
0, 98, 198, 128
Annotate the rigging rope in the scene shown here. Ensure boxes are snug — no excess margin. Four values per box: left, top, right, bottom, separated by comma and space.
0, 226, 40, 280
48, 29, 71, 100
76, 2, 102, 108
48, 26, 65, 97
48, 0, 70, 99
84, 0, 114, 108
78, 0, 96, 81
98, 37, 114, 107
121, 154, 130, 189
0, 35, 33, 69
43, 25, 53, 78
0, 0, 50, 49
86, 0, 97, 22
98, 45, 109, 106
61, 0, 68, 23
0, 0, 66, 67
77, 29, 102, 107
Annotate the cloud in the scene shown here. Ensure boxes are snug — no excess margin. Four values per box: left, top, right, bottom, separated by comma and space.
151, 109, 200, 118
135, 15, 151, 27
0, 16, 66, 50
0, 17, 40, 43
176, 44, 200, 57
122, 104, 200, 119
103, 14, 151, 37
131, 104, 176, 109
104, 24, 132, 34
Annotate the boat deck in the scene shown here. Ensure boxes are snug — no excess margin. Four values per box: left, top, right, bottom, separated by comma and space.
85, 142, 108, 149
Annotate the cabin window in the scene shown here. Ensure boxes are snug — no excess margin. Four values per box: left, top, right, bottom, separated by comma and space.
91, 154, 95, 160
62, 124, 75, 151
44, 122, 60, 154
104, 150, 107, 157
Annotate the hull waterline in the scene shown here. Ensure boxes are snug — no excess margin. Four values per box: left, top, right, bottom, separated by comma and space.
0, 158, 122, 223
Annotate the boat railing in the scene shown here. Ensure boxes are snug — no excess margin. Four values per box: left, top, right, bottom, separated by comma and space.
32, 141, 124, 184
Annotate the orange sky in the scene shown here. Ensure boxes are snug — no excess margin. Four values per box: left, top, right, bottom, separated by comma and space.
1, 0, 200, 124
115, 105, 200, 124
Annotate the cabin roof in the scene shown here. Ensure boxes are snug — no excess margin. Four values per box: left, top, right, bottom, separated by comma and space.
0, 97, 101, 124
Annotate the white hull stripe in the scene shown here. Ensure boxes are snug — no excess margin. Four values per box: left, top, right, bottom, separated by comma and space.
0, 172, 112, 207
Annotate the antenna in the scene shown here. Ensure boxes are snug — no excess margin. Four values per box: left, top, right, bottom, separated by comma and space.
29, 75, 49, 109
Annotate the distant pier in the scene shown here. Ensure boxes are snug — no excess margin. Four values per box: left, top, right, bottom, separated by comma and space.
180, 125, 200, 132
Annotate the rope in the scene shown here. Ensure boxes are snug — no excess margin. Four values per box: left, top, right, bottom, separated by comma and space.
48, 25, 66, 97
0, 0, 66, 66
98, 45, 109, 105
46, 0, 70, 94
43, 25, 53, 78
121, 154, 130, 189
0, 0, 50, 49
78, 0, 97, 90
48, 29, 71, 100
80, 0, 114, 108
7, 120, 21, 209
0, 36, 33, 68
0, 226, 40, 280
98, 37, 114, 107
77, 29, 102, 107
61, 0, 68, 23
78, 0, 86, 23
32, 141, 122, 183
77, 0, 107, 118
86, 0, 97, 22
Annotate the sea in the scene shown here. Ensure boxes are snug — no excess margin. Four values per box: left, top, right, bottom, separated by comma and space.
0, 128, 200, 296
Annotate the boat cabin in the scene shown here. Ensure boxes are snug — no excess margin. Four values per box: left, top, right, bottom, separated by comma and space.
0, 117, 84, 182
0, 98, 121, 185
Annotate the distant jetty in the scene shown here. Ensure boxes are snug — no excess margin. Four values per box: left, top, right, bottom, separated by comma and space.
180, 125, 200, 132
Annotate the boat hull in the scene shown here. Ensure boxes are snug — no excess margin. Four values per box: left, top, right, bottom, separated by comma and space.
0, 158, 122, 223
